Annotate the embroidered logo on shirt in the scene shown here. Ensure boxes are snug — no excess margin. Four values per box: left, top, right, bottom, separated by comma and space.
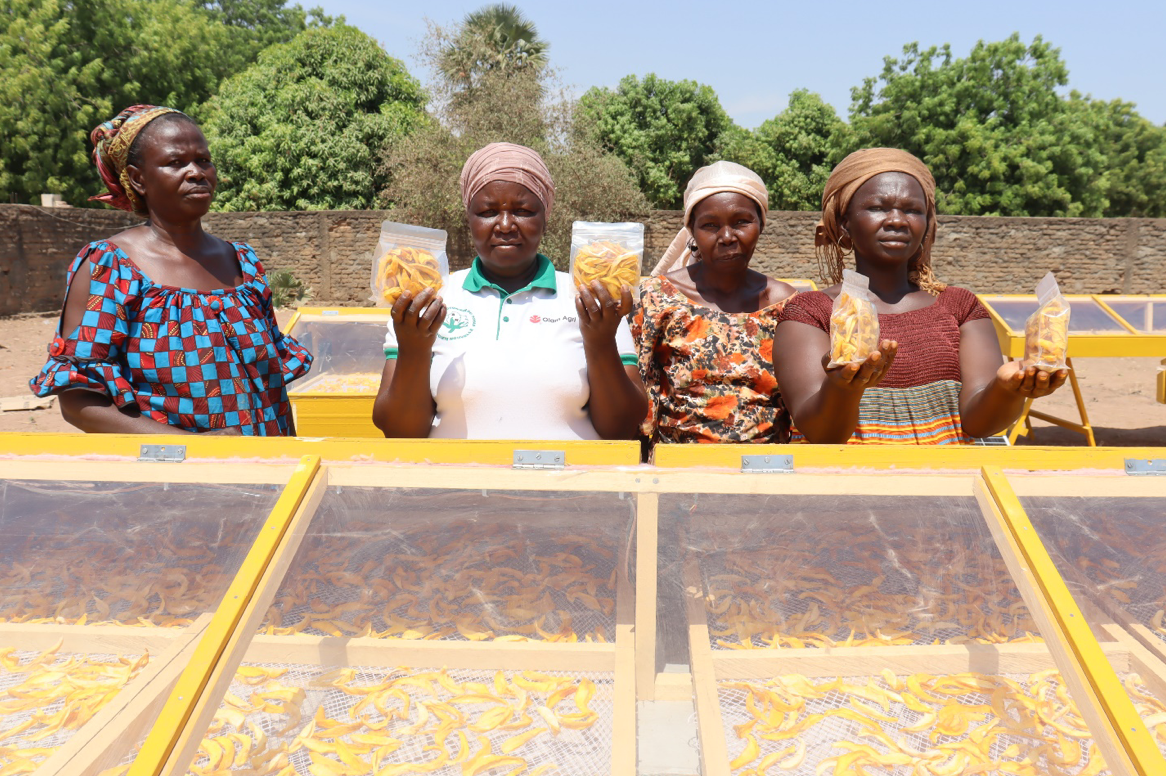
439, 307, 475, 340
528, 315, 576, 324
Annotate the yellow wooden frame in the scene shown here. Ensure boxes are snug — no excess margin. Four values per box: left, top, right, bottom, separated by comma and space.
978, 466, 1165, 775
129, 455, 322, 776
0, 432, 642, 467
156, 462, 638, 776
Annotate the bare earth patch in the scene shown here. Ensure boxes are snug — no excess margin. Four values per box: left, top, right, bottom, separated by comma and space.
1, 312, 1163, 445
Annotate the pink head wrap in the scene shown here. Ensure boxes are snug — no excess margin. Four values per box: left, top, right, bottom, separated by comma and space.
89, 104, 184, 214
459, 142, 555, 218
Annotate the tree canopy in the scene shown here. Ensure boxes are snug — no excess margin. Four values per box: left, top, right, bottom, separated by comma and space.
716, 90, 850, 211
382, 18, 646, 267
578, 74, 731, 209
0, 0, 326, 206
438, 3, 548, 90
202, 25, 425, 211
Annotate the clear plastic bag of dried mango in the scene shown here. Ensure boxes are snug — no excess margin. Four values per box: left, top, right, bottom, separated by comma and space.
370, 221, 449, 307
827, 269, 880, 368
569, 221, 644, 298
1023, 272, 1070, 371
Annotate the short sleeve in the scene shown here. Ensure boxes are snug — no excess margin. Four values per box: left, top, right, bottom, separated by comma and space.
28, 243, 137, 406
776, 290, 833, 332
944, 286, 991, 326
615, 317, 636, 365
384, 320, 398, 359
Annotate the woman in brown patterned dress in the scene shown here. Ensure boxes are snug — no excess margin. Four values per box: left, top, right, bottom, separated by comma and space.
633, 162, 797, 444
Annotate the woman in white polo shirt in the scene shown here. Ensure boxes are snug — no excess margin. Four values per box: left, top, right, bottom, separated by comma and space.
372, 142, 648, 440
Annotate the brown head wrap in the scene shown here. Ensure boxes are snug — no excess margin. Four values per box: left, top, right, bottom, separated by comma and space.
459, 142, 555, 218
89, 104, 185, 214
815, 148, 945, 295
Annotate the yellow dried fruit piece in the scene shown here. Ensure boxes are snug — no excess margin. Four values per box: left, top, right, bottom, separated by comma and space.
572, 240, 640, 298
376, 246, 443, 306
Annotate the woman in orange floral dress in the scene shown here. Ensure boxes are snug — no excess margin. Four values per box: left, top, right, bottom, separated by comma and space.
633, 162, 797, 444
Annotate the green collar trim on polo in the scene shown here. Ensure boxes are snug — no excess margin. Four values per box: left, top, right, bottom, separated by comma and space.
463, 254, 557, 295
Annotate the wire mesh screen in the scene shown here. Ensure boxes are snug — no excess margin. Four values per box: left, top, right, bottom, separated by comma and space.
0, 645, 149, 774
185, 663, 614, 776
1023, 495, 1166, 649
0, 479, 281, 626
260, 487, 634, 642
716, 669, 1137, 775
662, 494, 1040, 652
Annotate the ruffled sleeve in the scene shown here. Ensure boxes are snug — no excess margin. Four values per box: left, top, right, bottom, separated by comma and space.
631, 278, 667, 440
29, 243, 137, 407
243, 246, 313, 384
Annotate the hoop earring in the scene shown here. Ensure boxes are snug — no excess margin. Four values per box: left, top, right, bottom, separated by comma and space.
836, 236, 853, 258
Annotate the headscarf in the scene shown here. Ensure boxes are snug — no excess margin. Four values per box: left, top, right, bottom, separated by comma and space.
815, 148, 945, 295
652, 161, 769, 276
459, 142, 555, 218
89, 104, 184, 214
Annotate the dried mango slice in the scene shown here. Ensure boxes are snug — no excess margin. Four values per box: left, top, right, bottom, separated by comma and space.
572, 240, 640, 298
828, 289, 878, 366
375, 246, 443, 306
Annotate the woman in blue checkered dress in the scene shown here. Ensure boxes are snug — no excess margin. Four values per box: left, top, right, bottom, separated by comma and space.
29, 105, 312, 435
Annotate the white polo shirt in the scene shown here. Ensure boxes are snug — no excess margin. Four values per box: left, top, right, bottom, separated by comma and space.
384, 255, 637, 440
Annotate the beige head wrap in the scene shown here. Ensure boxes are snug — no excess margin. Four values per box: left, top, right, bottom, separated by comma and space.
459, 142, 555, 218
815, 148, 945, 295
652, 161, 769, 276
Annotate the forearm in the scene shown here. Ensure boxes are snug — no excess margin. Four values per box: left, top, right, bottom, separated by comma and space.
790, 383, 865, 444
59, 391, 189, 435
584, 341, 647, 440
373, 352, 436, 438
960, 379, 1027, 439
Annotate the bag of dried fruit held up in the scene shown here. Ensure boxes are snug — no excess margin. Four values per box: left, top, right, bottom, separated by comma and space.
827, 269, 880, 368
370, 222, 449, 307
569, 221, 644, 298
1023, 272, 1071, 371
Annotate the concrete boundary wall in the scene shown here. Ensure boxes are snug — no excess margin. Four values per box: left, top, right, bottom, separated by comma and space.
2, 204, 1163, 316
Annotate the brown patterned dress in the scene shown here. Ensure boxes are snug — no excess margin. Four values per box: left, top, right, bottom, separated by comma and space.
632, 276, 796, 444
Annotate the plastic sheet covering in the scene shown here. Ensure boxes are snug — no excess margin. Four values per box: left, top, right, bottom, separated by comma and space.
717, 670, 1115, 775
0, 479, 281, 626
1023, 492, 1166, 755
662, 494, 1040, 653
1103, 298, 1166, 332
286, 318, 388, 388
1024, 495, 1166, 648
260, 487, 634, 643
185, 664, 614, 776
984, 297, 1130, 334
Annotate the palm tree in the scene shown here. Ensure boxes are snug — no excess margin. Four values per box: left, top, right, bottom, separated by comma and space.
440, 4, 549, 88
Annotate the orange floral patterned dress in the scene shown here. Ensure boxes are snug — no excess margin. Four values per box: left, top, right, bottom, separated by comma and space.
632, 276, 796, 444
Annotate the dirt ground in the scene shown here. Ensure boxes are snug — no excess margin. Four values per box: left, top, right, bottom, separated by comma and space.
1, 311, 1163, 445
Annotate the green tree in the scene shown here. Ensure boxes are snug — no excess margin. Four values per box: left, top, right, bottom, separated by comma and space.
1068, 94, 1166, 218
0, 0, 325, 207
197, 0, 333, 50
578, 74, 731, 209
848, 34, 1107, 217
381, 21, 647, 268
201, 25, 425, 211
716, 90, 850, 211
438, 3, 548, 89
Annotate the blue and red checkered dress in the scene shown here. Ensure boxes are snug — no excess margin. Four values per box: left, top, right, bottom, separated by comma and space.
30, 240, 313, 435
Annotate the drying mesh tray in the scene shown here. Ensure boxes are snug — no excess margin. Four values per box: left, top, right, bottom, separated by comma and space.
0, 645, 149, 775
187, 663, 614, 776
287, 373, 381, 395
261, 488, 633, 643
1024, 497, 1166, 647
671, 495, 1038, 649
0, 480, 279, 627
716, 668, 1160, 775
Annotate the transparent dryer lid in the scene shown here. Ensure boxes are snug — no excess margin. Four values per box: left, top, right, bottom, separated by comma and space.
1101, 297, 1166, 333
980, 295, 1132, 334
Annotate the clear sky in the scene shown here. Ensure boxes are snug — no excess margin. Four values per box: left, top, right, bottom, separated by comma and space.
316, 0, 1166, 128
